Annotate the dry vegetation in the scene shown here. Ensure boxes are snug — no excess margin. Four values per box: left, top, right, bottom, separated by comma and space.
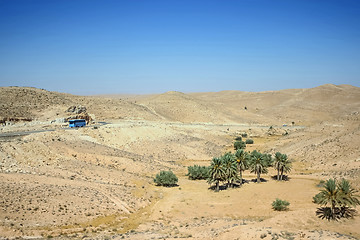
0, 84, 359, 239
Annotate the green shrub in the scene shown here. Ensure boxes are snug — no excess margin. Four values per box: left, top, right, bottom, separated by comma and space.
312, 193, 323, 204
272, 198, 290, 211
235, 136, 242, 141
241, 133, 248, 138
186, 165, 209, 180
154, 170, 178, 187
234, 140, 246, 150
245, 139, 254, 144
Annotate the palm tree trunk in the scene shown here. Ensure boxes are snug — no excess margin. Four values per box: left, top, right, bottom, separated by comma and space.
240, 170, 243, 185
257, 172, 260, 183
215, 180, 219, 192
280, 168, 284, 181
331, 201, 336, 219
277, 167, 280, 181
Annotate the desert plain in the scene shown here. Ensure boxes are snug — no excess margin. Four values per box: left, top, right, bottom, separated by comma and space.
0, 84, 359, 239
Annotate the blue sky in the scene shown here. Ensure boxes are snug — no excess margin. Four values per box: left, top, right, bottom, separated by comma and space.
0, 0, 359, 95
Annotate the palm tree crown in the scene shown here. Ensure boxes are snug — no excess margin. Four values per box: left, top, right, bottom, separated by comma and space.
337, 178, 360, 208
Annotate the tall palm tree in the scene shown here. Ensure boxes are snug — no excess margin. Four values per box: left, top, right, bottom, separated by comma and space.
208, 157, 225, 192
273, 152, 291, 181
248, 150, 269, 183
274, 152, 282, 181
221, 152, 238, 188
279, 154, 291, 180
235, 149, 248, 185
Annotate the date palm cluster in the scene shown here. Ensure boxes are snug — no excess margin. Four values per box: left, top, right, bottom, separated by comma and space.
313, 178, 360, 220
207, 149, 292, 192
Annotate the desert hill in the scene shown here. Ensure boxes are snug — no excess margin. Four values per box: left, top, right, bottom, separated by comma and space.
2, 84, 359, 126
136, 91, 233, 123
1, 84, 360, 239
0, 87, 160, 123
190, 84, 360, 125
272, 110, 360, 188
0, 87, 73, 120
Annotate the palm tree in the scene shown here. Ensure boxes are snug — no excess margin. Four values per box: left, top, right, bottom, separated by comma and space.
279, 154, 291, 180
208, 157, 225, 192
315, 178, 341, 220
221, 152, 238, 188
315, 178, 360, 220
274, 152, 282, 181
248, 150, 269, 183
273, 152, 291, 181
235, 149, 248, 185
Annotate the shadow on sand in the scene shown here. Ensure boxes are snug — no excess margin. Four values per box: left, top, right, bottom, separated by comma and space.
270, 175, 291, 181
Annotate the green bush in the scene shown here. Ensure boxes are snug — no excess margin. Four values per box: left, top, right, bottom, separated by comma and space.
245, 139, 254, 144
154, 170, 178, 187
272, 198, 290, 211
316, 180, 325, 188
186, 165, 209, 180
235, 136, 242, 141
241, 133, 248, 138
234, 140, 246, 150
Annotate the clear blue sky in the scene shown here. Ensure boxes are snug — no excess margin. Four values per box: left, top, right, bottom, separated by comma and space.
1, 0, 359, 95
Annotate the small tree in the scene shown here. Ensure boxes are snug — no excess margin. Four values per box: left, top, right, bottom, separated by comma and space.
272, 198, 290, 211
187, 165, 209, 180
235, 136, 242, 141
245, 139, 254, 144
154, 170, 178, 187
234, 140, 246, 150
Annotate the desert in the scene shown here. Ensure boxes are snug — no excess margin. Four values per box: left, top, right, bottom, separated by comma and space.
0, 84, 360, 239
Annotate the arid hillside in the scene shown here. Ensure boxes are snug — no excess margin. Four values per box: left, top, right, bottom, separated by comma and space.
0, 84, 360, 239
189, 84, 360, 125
2, 84, 359, 125
0, 87, 159, 123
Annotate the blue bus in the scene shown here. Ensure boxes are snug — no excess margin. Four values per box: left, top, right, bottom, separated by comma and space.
69, 119, 86, 128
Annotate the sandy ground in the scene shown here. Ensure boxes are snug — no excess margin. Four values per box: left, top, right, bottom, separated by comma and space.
0, 120, 359, 239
